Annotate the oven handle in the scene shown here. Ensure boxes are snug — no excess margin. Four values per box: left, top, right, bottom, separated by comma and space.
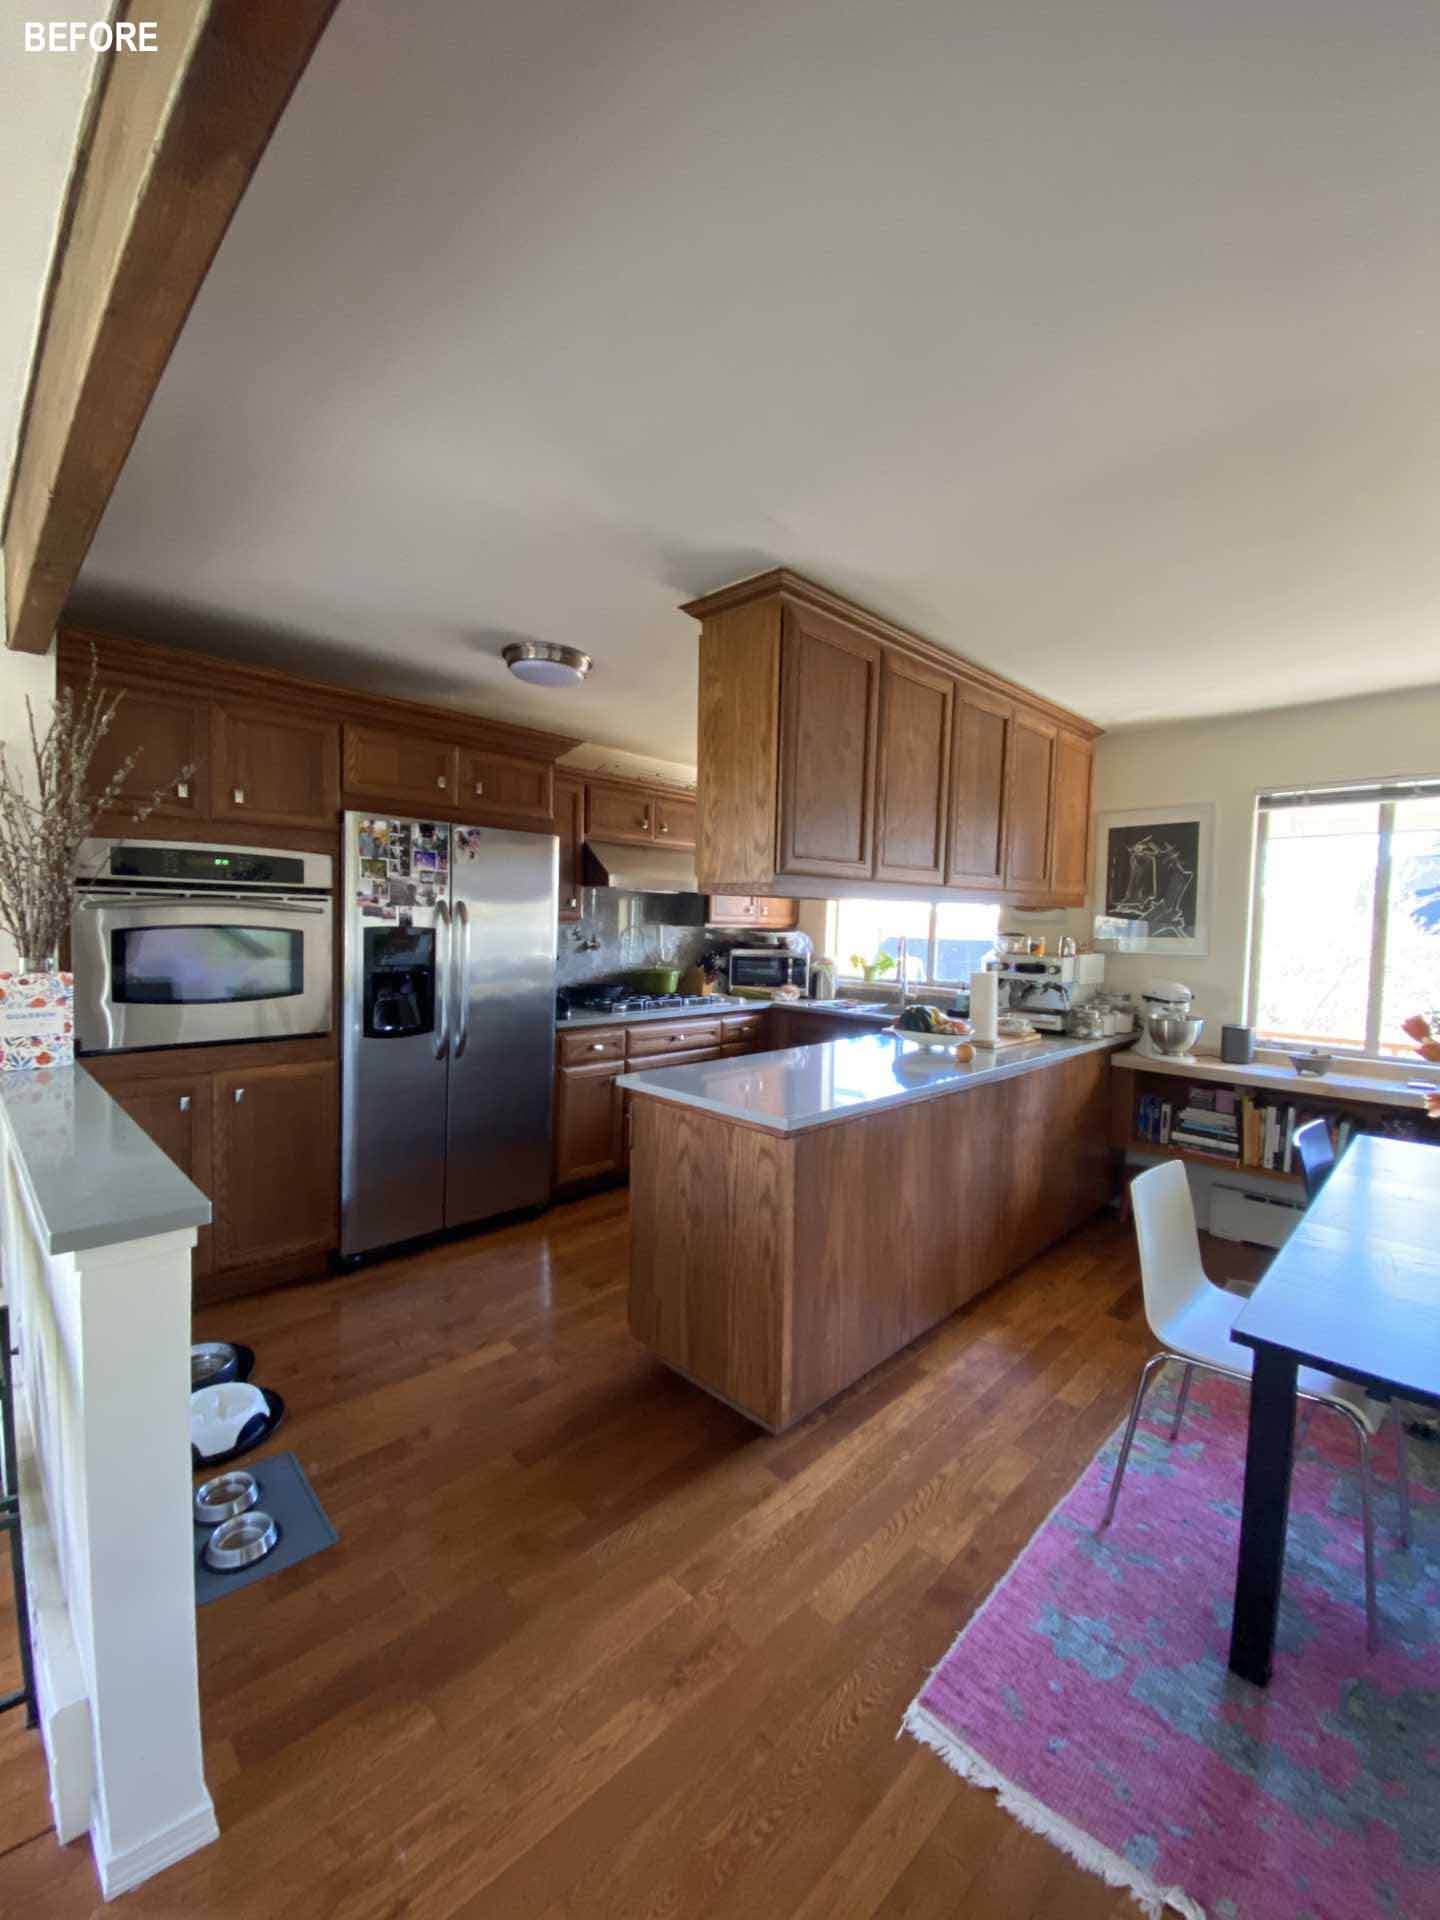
74, 890, 330, 914
452, 900, 471, 1058
434, 901, 451, 1061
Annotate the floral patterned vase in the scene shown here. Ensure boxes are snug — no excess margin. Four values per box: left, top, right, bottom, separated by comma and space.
0, 971, 75, 1070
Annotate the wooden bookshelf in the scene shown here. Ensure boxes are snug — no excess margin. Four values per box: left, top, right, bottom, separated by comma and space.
1127, 1138, 1302, 1184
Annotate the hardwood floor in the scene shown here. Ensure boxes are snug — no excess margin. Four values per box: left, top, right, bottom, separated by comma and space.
0, 1191, 1172, 1918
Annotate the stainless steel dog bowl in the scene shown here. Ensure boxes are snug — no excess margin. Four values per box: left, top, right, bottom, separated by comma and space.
191, 1342, 240, 1388
203, 1509, 279, 1572
194, 1470, 259, 1526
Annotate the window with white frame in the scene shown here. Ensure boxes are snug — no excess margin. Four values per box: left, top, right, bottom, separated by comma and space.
833, 899, 1001, 987
1248, 780, 1440, 1057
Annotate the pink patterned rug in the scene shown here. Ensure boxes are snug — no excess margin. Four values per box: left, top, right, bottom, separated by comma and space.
902, 1366, 1440, 1919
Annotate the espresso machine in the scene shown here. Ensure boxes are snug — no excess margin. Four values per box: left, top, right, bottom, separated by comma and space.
984, 952, 1105, 1033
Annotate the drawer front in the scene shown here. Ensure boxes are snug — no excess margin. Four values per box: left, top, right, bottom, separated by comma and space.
631, 1045, 723, 1071
720, 1013, 765, 1042
625, 1019, 724, 1057
558, 1026, 625, 1065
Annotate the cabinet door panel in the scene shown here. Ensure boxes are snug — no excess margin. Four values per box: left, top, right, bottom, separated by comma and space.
105, 1075, 213, 1277
1049, 730, 1093, 904
79, 683, 207, 824
459, 749, 553, 825
212, 702, 340, 830
344, 726, 458, 811
555, 775, 585, 920
947, 692, 1010, 889
653, 796, 697, 848
707, 895, 757, 926
554, 1061, 624, 1184
1003, 712, 1056, 893
587, 782, 654, 844
778, 606, 880, 879
874, 656, 953, 885
751, 897, 798, 929
212, 1061, 337, 1269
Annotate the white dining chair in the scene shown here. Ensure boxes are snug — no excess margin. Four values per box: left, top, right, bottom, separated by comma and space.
1099, 1160, 1411, 1650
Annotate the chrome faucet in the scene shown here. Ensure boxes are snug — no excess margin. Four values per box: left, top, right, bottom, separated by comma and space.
897, 935, 910, 1012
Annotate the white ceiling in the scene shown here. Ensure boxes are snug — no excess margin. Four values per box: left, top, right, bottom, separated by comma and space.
70, 0, 1440, 757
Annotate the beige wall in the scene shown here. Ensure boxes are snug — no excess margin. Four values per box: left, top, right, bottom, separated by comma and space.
1091, 682, 1440, 1035
0, 641, 56, 971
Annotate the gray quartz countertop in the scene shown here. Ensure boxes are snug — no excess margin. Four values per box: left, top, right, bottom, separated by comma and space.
0, 1064, 212, 1256
560, 998, 762, 1029
617, 1031, 1127, 1135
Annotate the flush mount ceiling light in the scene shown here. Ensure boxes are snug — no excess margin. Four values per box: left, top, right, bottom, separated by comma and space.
501, 641, 593, 688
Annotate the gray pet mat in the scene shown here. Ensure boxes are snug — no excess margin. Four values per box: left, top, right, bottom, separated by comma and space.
194, 1449, 338, 1606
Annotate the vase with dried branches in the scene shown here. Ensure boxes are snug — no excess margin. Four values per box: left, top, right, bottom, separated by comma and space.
0, 652, 189, 1071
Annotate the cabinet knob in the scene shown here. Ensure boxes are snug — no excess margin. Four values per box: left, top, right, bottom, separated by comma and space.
177, 781, 189, 801
233, 1087, 245, 1104
179, 1095, 190, 1112
659, 822, 669, 834
591, 1041, 606, 1051
641, 810, 651, 830
233, 787, 245, 805
567, 895, 578, 910
437, 775, 447, 790
474, 780, 484, 798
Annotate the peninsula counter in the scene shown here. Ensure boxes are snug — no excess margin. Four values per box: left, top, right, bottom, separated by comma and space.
619, 1033, 1121, 1430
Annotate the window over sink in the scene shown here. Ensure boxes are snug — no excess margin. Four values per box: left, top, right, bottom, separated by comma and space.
832, 899, 1001, 987
1248, 779, 1440, 1058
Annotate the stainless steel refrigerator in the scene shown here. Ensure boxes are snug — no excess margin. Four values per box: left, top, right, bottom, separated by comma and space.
341, 812, 557, 1258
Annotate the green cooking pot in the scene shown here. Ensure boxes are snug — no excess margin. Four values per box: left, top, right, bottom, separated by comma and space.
629, 967, 681, 995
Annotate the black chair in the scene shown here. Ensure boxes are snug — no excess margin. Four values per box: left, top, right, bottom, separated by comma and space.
1293, 1117, 1336, 1202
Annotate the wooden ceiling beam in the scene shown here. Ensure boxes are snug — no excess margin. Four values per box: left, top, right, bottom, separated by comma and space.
2, 0, 341, 654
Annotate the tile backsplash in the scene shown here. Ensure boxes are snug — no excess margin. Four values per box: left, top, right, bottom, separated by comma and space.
555, 888, 710, 988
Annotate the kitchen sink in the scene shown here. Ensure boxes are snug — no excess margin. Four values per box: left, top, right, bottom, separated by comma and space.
808, 1000, 891, 1014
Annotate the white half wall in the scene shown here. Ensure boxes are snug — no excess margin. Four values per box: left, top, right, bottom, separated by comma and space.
1090, 681, 1440, 1033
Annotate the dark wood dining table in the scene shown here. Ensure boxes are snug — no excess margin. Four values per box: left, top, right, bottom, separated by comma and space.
1228, 1133, 1440, 1685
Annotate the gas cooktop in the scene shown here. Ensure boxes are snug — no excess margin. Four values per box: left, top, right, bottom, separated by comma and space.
558, 989, 738, 1019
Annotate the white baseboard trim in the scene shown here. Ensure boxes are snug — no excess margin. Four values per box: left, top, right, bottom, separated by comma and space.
92, 1797, 219, 1901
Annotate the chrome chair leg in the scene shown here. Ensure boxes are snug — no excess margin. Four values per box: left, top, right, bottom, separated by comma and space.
1392, 1402, 1412, 1550
1295, 1403, 1315, 1449
1169, 1364, 1193, 1442
1357, 1424, 1378, 1654
1099, 1352, 1168, 1531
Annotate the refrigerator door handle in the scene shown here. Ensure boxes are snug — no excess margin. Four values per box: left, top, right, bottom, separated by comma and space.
453, 899, 471, 1058
434, 901, 452, 1060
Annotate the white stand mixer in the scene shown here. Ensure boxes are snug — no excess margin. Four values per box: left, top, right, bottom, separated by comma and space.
1134, 980, 1203, 1061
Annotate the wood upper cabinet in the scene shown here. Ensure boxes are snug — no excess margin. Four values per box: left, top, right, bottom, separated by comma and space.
587, 781, 655, 845
707, 895, 799, 930
211, 701, 340, 830
343, 725, 457, 812
555, 774, 585, 920
458, 747, 553, 825
1049, 729, 1093, 904
873, 655, 953, 885
946, 691, 1010, 890
212, 1060, 337, 1269
553, 1059, 625, 1186
1003, 711, 1057, 894
105, 1073, 214, 1278
777, 603, 881, 879
80, 682, 207, 824
653, 794, 697, 849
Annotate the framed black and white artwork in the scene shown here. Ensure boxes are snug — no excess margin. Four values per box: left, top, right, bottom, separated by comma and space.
1092, 804, 1213, 957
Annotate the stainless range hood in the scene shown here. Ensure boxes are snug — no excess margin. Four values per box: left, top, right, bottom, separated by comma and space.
583, 839, 699, 893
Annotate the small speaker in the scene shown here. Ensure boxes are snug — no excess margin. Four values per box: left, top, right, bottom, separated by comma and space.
1221, 1024, 1255, 1065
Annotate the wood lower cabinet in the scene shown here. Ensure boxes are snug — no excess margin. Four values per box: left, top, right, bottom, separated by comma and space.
777, 603, 880, 879
1003, 710, 1057, 894
947, 691, 1010, 890
554, 1059, 626, 1185
104, 1073, 214, 1277
874, 653, 953, 885
212, 1060, 337, 1272
344, 725, 457, 812
555, 774, 585, 920
459, 748, 554, 825
211, 701, 340, 830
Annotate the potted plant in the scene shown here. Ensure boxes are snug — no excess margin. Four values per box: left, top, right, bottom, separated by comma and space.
848, 949, 897, 986
0, 654, 189, 1070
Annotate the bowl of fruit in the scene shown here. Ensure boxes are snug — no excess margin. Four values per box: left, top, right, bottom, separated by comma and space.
886, 1005, 975, 1063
